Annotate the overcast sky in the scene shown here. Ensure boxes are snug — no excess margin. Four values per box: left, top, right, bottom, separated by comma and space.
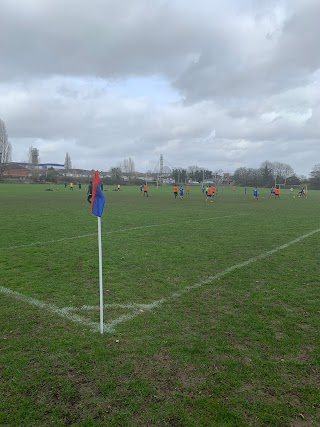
0, 0, 319, 176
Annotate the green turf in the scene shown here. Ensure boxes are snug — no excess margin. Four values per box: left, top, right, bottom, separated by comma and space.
0, 183, 319, 426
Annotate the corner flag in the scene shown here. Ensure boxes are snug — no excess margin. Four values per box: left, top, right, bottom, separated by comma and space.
90, 170, 106, 334
91, 171, 105, 217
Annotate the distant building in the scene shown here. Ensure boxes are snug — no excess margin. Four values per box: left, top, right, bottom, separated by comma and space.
3, 168, 29, 179
30, 147, 39, 164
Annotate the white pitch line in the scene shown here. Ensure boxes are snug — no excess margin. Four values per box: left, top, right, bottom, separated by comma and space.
3, 227, 318, 334
65, 302, 162, 312
103, 227, 320, 332
0, 213, 250, 251
0, 233, 96, 250
104, 214, 251, 235
0, 286, 103, 333
102, 300, 165, 332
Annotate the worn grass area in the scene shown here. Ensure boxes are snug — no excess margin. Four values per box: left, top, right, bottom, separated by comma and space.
0, 183, 319, 426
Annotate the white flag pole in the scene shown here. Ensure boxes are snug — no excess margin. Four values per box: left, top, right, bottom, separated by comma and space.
97, 216, 104, 334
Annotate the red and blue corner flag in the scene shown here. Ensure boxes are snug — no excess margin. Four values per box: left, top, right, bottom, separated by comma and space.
91, 170, 105, 217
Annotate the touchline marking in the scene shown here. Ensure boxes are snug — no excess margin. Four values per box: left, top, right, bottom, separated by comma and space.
0, 286, 103, 333
104, 301, 165, 332
0, 213, 250, 251
0, 233, 96, 251
103, 227, 320, 332
2, 228, 318, 334
65, 302, 162, 312
0, 285, 161, 334
104, 214, 251, 235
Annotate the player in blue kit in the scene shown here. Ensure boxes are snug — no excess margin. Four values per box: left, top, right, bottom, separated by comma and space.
179, 186, 184, 199
253, 187, 259, 201
269, 187, 275, 198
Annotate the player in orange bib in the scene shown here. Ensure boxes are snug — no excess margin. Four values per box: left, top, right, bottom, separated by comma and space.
173, 186, 178, 198
274, 187, 280, 198
206, 186, 213, 202
143, 184, 148, 197
186, 185, 190, 195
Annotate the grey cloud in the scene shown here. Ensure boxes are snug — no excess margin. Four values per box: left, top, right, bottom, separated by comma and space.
0, 0, 319, 176
2, 0, 319, 101
273, 0, 320, 71
0, 0, 204, 81
174, 0, 320, 101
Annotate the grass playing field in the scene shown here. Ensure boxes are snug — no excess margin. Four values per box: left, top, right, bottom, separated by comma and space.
0, 183, 319, 426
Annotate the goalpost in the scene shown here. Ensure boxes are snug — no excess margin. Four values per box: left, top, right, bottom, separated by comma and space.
273, 183, 308, 197
287, 184, 308, 197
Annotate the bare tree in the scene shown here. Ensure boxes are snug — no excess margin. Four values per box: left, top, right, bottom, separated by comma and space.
64, 152, 72, 171
282, 163, 294, 184
233, 167, 260, 186
122, 157, 135, 174
273, 162, 294, 184
310, 163, 320, 184
260, 160, 294, 185
260, 160, 274, 175
187, 165, 199, 180
109, 166, 122, 182
0, 118, 12, 171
